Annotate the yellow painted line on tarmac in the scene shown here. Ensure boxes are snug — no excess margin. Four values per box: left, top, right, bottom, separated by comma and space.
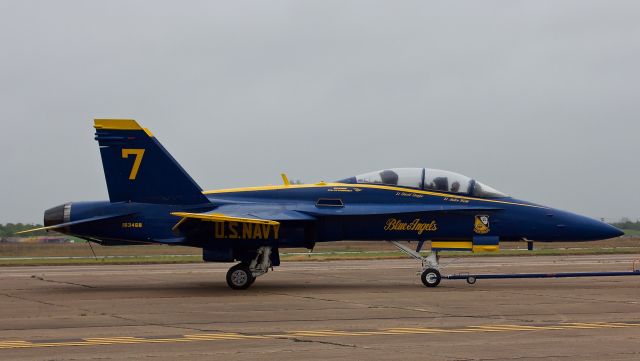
288, 331, 364, 337
288, 331, 343, 337
466, 326, 508, 332
264, 334, 299, 338
84, 337, 148, 344
185, 336, 249, 341
0, 341, 32, 346
383, 329, 440, 334
468, 325, 565, 332
385, 328, 469, 334
389, 327, 474, 333
295, 330, 401, 337
144, 338, 194, 343
349, 331, 403, 336
485, 325, 566, 331
5, 341, 96, 349
185, 333, 268, 340
563, 322, 630, 329
0, 341, 33, 349
558, 323, 604, 329
0, 321, 637, 351
599, 322, 640, 327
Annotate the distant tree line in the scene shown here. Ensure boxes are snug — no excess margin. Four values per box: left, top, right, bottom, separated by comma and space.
610, 218, 640, 231
0, 223, 48, 237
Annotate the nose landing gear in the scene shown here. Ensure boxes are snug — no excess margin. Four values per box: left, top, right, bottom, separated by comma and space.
421, 268, 441, 287
389, 241, 442, 287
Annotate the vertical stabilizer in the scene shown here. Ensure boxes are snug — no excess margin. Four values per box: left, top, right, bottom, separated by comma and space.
94, 119, 209, 205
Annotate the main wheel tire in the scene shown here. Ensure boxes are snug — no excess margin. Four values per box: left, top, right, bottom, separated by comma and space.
421, 268, 441, 288
247, 274, 256, 286
226, 264, 255, 290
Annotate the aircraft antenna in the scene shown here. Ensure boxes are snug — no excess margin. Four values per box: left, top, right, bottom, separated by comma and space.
280, 173, 291, 186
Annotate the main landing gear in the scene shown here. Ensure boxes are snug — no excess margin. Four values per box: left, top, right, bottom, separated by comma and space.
226, 247, 272, 290
390, 241, 442, 287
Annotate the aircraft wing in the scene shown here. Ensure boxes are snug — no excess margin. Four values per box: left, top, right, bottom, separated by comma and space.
171, 211, 280, 226
171, 205, 315, 231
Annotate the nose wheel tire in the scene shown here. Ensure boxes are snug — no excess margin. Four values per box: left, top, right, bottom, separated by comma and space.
226, 263, 255, 290
421, 268, 441, 287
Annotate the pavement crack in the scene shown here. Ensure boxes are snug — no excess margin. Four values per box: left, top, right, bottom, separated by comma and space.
91, 312, 229, 334
98, 312, 212, 333
287, 336, 361, 348
259, 290, 537, 324
0, 292, 65, 308
257, 290, 608, 326
31, 275, 96, 289
260, 290, 450, 316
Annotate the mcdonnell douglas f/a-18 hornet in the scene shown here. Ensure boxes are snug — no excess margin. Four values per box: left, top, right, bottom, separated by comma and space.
21, 119, 624, 289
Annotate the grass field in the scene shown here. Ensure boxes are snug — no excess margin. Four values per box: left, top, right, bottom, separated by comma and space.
621, 229, 640, 236
0, 236, 638, 266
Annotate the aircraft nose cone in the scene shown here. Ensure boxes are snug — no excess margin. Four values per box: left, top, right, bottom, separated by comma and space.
558, 212, 624, 241
597, 222, 625, 239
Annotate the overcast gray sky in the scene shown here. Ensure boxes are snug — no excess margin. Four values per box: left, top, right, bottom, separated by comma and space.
1, 1, 638, 224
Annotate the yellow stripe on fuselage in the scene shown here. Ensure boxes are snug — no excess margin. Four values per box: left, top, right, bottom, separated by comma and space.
202, 183, 547, 209
432, 241, 473, 249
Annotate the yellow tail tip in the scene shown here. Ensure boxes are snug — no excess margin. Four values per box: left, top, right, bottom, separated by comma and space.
93, 119, 154, 137
94, 119, 142, 130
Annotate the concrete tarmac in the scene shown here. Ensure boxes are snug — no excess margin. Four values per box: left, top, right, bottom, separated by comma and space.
0, 255, 639, 360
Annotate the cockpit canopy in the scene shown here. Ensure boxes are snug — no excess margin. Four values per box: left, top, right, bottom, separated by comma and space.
337, 168, 507, 198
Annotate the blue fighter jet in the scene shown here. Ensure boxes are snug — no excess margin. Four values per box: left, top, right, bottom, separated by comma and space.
21, 119, 624, 289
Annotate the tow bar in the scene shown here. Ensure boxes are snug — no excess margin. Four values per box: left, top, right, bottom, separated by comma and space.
447, 259, 640, 285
